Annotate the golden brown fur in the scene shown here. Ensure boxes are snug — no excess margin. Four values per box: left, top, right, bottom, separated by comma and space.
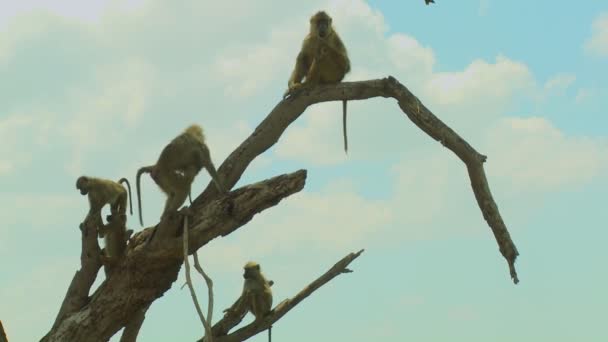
136, 124, 226, 226
284, 11, 352, 154
75, 176, 133, 237
99, 214, 133, 277
228, 261, 274, 342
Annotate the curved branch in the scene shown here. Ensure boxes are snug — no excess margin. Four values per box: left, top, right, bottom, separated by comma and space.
199, 249, 365, 342
183, 216, 213, 340
194, 77, 519, 284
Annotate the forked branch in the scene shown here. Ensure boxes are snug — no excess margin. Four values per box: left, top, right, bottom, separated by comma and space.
41, 170, 307, 342
194, 76, 519, 284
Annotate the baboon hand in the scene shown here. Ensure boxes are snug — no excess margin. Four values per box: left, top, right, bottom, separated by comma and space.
283, 83, 304, 99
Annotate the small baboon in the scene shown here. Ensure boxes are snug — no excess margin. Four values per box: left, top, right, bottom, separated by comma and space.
99, 214, 133, 277
76, 176, 133, 237
228, 261, 274, 342
284, 10, 352, 154
136, 124, 226, 226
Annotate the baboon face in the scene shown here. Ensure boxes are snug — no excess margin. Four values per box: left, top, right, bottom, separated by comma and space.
76, 177, 89, 195
311, 11, 332, 38
243, 263, 260, 279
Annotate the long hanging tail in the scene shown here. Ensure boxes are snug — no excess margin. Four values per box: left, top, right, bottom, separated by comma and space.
342, 100, 348, 154
206, 162, 226, 194
118, 178, 133, 215
136, 166, 153, 226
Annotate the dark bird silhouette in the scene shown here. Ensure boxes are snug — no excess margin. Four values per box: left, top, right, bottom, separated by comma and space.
425, 0, 435, 5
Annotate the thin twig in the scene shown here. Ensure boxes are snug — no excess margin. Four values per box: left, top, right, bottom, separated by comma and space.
183, 215, 212, 339
193, 252, 214, 325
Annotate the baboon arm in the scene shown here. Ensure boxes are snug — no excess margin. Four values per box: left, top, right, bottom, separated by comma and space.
288, 51, 310, 87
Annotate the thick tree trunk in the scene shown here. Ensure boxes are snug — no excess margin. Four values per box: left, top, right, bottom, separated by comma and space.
41, 171, 307, 342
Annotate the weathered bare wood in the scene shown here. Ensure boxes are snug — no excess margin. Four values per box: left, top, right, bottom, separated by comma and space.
183, 215, 213, 341
0, 320, 8, 342
193, 77, 519, 284
198, 249, 365, 342
119, 304, 150, 342
40, 170, 307, 342
41, 220, 102, 342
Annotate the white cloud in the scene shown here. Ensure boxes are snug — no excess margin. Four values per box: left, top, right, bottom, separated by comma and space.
387, 34, 435, 80
0, 114, 52, 175
478, 0, 489, 16
275, 103, 350, 165
484, 117, 608, 192
424, 55, 535, 117
227, 182, 394, 254
544, 73, 576, 95
0, 0, 147, 28
575, 87, 596, 103
59, 58, 157, 174
584, 13, 608, 57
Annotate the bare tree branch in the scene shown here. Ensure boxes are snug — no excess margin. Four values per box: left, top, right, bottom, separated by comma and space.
193, 251, 215, 333
193, 77, 519, 284
119, 304, 150, 342
41, 220, 102, 340
183, 215, 213, 340
199, 249, 365, 342
40, 170, 307, 342
0, 320, 8, 342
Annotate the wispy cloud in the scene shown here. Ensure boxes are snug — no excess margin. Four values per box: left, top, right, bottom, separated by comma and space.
584, 12, 608, 57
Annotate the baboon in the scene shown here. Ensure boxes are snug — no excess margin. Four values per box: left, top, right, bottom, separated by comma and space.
76, 176, 133, 237
225, 261, 274, 342
136, 124, 226, 226
99, 214, 133, 277
284, 10, 352, 154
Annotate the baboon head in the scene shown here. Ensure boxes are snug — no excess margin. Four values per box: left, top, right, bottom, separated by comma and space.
310, 11, 332, 38
243, 261, 262, 280
76, 176, 89, 195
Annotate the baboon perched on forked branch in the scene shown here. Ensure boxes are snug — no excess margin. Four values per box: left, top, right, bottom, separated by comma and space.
75, 176, 133, 238
99, 214, 133, 277
223, 261, 275, 342
284, 10, 352, 154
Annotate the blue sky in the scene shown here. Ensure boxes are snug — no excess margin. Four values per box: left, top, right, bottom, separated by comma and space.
0, 1, 607, 341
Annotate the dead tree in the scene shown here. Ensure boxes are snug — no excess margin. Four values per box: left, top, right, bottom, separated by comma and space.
40, 76, 519, 342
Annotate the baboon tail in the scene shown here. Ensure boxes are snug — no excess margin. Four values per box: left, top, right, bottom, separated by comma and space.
342, 100, 348, 154
136, 166, 153, 226
206, 163, 226, 194
118, 178, 133, 216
